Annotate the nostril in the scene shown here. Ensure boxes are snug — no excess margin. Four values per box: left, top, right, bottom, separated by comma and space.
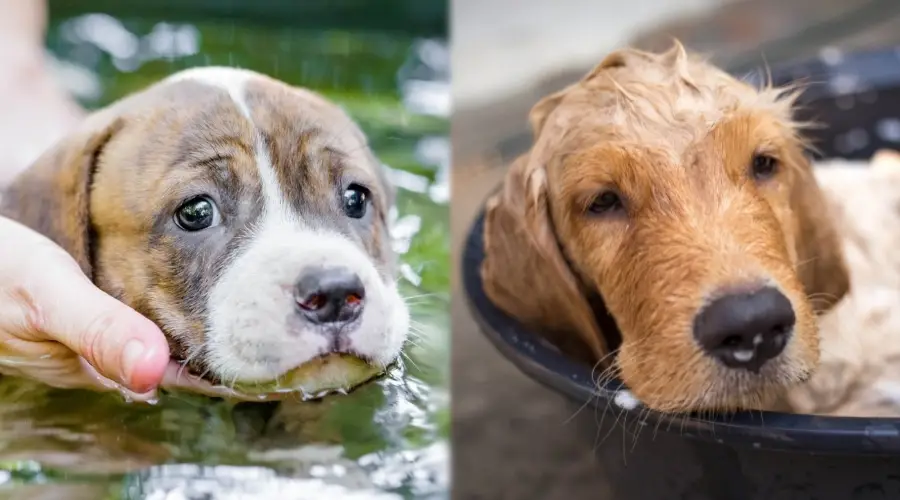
345, 292, 363, 307
693, 286, 796, 371
297, 290, 363, 311
721, 335, 742, 348
297, 292, 327, 311
293, 266, 366, 324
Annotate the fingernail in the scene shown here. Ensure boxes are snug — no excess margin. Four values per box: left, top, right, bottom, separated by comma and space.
121, 339, 147, 389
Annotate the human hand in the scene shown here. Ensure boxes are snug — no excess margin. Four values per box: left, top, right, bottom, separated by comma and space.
0, 216, 284, 402
0, 1, 282, 402
0, 216, 169, 398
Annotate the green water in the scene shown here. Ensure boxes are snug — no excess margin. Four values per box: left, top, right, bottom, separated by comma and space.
0, 11, 448, 500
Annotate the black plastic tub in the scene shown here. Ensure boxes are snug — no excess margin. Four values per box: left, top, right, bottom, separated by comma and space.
462, 46, 900, 500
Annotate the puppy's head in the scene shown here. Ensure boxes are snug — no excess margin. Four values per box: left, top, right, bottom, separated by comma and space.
483, 44, 849, 413
1, 67, 409, 390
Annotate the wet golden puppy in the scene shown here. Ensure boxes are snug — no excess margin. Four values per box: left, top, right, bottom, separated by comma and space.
1, 67, 409, 394
482, 43, 849, 413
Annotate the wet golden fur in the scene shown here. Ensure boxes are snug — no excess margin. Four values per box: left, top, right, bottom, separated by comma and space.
482, 43, 850, 413
788, 151, 900, 417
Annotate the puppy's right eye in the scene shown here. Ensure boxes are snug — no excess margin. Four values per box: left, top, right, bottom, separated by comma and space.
588, 191, 624, 215
342, 184, 370, 219
174, 196, 220, 231
751, 154, 779, 180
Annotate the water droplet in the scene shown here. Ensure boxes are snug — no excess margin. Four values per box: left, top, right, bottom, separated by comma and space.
613, 389, 639, 410
830, 74, 861, 96
733, 349, 755, 362
877, 118, 900, 143
836, 128, 870, 153
819, 47, 843, 66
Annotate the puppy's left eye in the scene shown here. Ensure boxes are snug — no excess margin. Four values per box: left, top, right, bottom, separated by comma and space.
174, 196, 220, 231
588, 191, 624, 215
751, 154, 779, 180
342, 184, 370, 219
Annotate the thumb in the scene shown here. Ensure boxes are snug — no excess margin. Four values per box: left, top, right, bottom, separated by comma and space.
27, 266, 170, 393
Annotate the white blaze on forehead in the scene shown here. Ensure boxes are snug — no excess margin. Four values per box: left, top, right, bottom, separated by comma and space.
164, 66, 289, 220
164, 66, 259, 117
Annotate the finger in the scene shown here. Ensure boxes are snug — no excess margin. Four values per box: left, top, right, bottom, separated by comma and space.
0, 355, 160, 402
77, 356, 160, 403
0, 338, 114, 391
24, 269, 170, 393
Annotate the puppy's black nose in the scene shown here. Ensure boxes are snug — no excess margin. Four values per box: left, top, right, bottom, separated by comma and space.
692, 286, 795, 372
294, 267, 365, 324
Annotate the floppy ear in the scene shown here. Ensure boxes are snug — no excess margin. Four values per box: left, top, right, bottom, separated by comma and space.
791, 153, 851, 313
484, 56, 642, 365
0, 112, 123, 280
481, 155, 609, 364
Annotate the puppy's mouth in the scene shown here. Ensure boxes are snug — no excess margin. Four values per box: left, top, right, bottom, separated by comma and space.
175, 352, 384, 399
231, 352, 383, 397
585, 289, 800, 413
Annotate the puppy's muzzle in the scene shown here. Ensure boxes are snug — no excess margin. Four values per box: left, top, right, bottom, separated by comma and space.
293, 266, 365, 325
693, 286, 796, 372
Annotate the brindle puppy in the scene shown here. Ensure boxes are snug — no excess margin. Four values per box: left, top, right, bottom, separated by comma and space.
1, 67, 409, 393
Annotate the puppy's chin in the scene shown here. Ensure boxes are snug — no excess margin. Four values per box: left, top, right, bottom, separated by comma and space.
615, 336, 817, 414
200, 226, 409, 389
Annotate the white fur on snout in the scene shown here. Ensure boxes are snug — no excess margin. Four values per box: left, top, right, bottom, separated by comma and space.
165, 66, 409, 383
206, 224, 410, 383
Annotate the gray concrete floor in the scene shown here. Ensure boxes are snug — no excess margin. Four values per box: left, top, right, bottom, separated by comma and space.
451, 1, 900, 498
